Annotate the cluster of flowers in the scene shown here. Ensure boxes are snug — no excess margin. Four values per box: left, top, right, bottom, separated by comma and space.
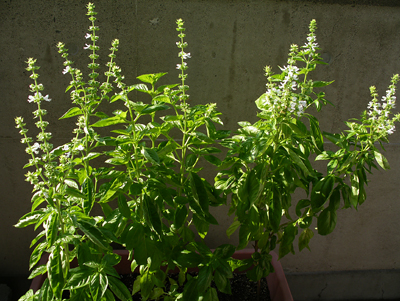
263, 60, 306, 118
176, 19, 190, 102
367, 75, 400, 135
261, 20, 320, 119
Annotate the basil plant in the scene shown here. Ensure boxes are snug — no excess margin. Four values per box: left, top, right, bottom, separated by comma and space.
216, 19, 400, 283
15, 2, 399, 301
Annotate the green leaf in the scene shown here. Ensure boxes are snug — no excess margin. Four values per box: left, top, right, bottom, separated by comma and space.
110, 93, 124, 103
104, 289, 116, 301
182, 227, 195, 242
29, 241, 47, 270
193, 214, 209, 239
329, 189, 341, 211
174, 205, 188, 229
89, 273, 102, 300
99, 175, 126, 203
185, 153, 197, 168
176, 251, 205, 268
279, 223, 298, 259
191, 147, 221, 155
323, 132, 341, 145
204, 155, 222, 166
374, 150, 390, 170
15, 211, 44, 228
307, 115, 324, 152
82, 177, 94, 215
140, 270, 153, 300
31, 193, 45, 212
47, 246, 64, 300
213, 244, 236, 259
118, 194, 131, 219
132, 275, 141, 296
74, 218, 111, 251
197, 266, 213, 293
237, 224, 251, 250
317, 207, 337, 235
298, 228, 314, 251
350, 173, 359, 208
39, 278, 54, 301
143, 194, 162, 236
214, 269, 231, 295
46, 212, 58, 247
190, 172, 209, 213
141, 103, 170, 114
255, 93, 268, 110
82, 152, 101, 162
142, 147, 160, 165
157, 142, 176, 158
129, 83, 149, 93
226, 220, 240, 238
64, 179, 79, 189
295, 199, 310, 217
137, 72, 167, 85
194, 131, 213, 143
153, 95, 171, 103
269, 189, 282, 232
285, 147, 310, 176
182, 278, 200, 301
66, 268, 92, 290
108, 276, 133, 301
65, 186, 86, 199
204, 287, 219, 301
150, 287, 164, 300
59, 107, 83, 119
28, 264, 47, 279
92, 116, 127, 127
238, 169, 260, 207
310, 176, 335, 210
312, 80, 334, 87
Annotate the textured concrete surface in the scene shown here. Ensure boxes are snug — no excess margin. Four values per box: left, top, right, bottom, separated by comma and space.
0, 284, 11, 301
1, 0, 400, 299
286, 268, 400, 300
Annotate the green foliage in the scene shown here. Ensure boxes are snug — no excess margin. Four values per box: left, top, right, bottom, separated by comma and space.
15, 3, 400, 301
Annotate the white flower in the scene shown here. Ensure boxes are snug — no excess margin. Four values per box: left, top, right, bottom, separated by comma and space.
27, 95, 35, 103
62, 66, 71, 74
180, 52, 191, 60
43, 94, 51, 102
83, 44, 91, 50
387, 126, 396, 135
307, 36, 316, 43
85, 33, 91, 39
75, 145, 84, 151
62, 145, 69, 151
32, 142, 40, 154
176, 62, 188, 70
290, 81, 297, 91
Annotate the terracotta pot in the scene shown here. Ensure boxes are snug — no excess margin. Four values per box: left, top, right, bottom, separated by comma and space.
30, 249, 292, 301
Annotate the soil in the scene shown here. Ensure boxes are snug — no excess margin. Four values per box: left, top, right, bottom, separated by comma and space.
119, 272, 271, 301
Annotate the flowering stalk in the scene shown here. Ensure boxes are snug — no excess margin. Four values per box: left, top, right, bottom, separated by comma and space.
175, 19, 192, 189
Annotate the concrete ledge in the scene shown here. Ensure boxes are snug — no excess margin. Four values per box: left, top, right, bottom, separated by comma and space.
286, 269, 400, 300
292, 0, 400, 6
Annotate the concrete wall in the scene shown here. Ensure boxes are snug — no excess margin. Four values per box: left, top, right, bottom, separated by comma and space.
1, 0, 400, 299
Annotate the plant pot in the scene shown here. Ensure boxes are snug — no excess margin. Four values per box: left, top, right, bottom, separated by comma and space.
29, 249, 292, 301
